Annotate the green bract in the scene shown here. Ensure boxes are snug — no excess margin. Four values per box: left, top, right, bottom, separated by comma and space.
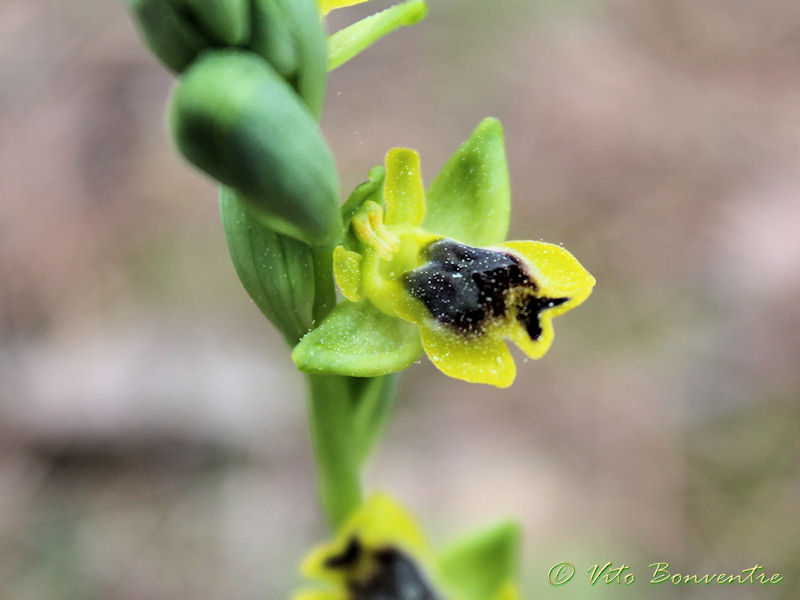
293, 118, 596, 387
170, 50, 341, 246
220, 187, 317, 345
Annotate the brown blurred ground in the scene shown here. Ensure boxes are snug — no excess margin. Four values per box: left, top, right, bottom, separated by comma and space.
1, 1, 799, 598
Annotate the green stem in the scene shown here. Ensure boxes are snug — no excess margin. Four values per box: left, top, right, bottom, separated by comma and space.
306, 374, 362, 529
352, 374, 397, 465
304, 212, 397, 531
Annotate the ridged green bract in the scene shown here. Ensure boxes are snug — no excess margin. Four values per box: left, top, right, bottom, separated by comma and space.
125, 0, 326, 117
170, 50, 341, 247
220, 187, 316, 345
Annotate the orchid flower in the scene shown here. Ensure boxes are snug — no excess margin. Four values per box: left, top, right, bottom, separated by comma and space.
293, 119, 595, 387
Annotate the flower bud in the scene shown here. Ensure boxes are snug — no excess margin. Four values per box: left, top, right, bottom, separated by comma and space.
125, 0, 250, 73
249, 0, 327, 118
125, 0, 326, 117
170, 50, 342, 246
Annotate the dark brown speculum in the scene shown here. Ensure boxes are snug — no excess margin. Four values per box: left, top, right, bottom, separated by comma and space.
403, 239, 568, 340
325, 537, 441, 600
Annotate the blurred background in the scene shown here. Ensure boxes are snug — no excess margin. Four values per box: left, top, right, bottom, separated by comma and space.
2, 0, 800, 598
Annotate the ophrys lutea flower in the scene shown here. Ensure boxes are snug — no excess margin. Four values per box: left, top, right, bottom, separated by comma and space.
293, 493, 520, 600
293, 118, 595, 388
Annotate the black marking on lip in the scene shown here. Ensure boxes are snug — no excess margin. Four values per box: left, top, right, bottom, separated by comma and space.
325, 538, 441, 599
325, 536, 363, 569
349, 547, 441, 600
403, 239, 569, 340
517, 295, 569, 340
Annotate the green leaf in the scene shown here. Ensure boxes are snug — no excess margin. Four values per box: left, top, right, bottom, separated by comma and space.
327, 0, 428, 71
170, 50, 341, 246
220, 187, 315, 345
423, 118, 511, 246
292, 301, 422, 376
437, 521, 521, 600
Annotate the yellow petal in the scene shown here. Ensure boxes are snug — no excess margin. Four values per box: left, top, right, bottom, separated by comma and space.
384, 148, 426, 227
333, 246, 363, 302
318, 0, 372, 17
420, 323, 516, 388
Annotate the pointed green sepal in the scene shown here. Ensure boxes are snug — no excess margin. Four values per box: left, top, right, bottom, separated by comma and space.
423, 117, 511, 246
170, 50, 341, 246
220, 187, 317, 345
292, 301, 423, 376
327, 0, 428, 71
438, 521, 521, 600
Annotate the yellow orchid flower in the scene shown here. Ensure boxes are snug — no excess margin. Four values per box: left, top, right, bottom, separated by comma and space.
293, 118, 595, 388
292, 494, 520, 600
